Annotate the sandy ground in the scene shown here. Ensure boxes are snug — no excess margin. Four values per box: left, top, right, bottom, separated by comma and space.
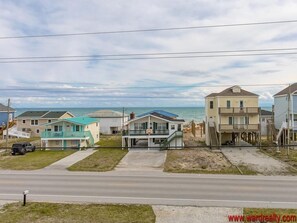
165, 149, 233, 172
222, 147, 292, 175
183, 125, 205, 148
153, 206, 243, 223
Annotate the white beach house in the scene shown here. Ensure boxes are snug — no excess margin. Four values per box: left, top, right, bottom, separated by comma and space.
122, 110, 184, 150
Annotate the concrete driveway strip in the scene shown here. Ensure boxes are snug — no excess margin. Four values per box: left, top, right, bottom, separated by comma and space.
115, 151, 166, 171
43, 149, 96, 170
0, 172, 297, 208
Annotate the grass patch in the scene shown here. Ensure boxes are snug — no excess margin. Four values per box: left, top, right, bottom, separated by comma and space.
96, 135, 122, 148
244, 208, 297, 223
0, 202, 155, 223
164, 149, 244, 174
237, 165, 258, 175
68, 135, 127, 171
0, 150, 75, 170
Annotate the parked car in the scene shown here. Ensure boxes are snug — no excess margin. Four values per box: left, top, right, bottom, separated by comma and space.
11, 143, 36, 155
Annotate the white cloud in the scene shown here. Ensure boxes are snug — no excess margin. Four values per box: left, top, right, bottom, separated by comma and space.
0, 0, 296, 107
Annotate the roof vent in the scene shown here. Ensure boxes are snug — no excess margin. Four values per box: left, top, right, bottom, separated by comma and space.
232, 86, 241, 93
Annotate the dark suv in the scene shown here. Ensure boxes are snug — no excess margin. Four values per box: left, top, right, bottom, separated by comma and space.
11, 143, 36, 155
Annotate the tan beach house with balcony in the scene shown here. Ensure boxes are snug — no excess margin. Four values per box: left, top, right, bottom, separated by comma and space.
205, 86, 260, 147
122, 110, 184, 150
16, 111, 74, 137
41, 117, 100, 148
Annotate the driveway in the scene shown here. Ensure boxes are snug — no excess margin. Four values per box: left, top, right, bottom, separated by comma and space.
222, 147, 291, 175
115, 150, 166, 171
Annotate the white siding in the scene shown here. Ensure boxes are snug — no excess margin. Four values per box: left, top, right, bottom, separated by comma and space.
99, 117, 128, 134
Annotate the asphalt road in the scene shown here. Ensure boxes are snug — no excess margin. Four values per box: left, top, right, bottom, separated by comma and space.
0, 170, 297, 208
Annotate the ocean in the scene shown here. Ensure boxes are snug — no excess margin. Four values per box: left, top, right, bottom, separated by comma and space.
15, 107, 205, 123
14, 106, 272, 123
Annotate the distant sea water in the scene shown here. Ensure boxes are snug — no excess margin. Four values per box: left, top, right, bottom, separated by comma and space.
15, 106, 272, 124
15, 107, 205, 123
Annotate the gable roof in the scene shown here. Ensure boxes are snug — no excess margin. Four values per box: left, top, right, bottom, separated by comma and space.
88, 110, 128, 118
45, 116, 98, 126
64, 117, 98, 125
17, 110, 73, 119
261, 109, 273, 116
274, 83, 297, 97
206, 86, 258, 97
17, 111, 49, 118
129, 110, 184, 123
0, 103, 15, 112
42, 111, 73, 119
138, 110, 178, 118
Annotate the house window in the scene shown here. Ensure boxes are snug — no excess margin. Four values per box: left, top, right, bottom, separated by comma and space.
210, 101, 213, 109
31, 120, 38, 126
75, 125, 80, 132
54, 125, 62, 132
36, 129, 39, 133
178, 124, 182, 131
22, 120, 26, 124
171, 125, 175, 130
157, 123, 167, 130
228, 117, 233, 125
227, 100, 231, 108
22, 128, 26, 131
134, 123, 144, 130
240, 100, 244, 108
48, 120, 51, 123
245, 117, 249, 124
47, 129, 51, 132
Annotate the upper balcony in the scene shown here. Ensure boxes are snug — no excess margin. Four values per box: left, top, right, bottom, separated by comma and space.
41, 131, 92, 139
122, 129, 169, 136
219, 107, 260, 115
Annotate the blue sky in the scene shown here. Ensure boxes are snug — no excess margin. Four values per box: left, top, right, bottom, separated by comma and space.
0, 0, 296, 108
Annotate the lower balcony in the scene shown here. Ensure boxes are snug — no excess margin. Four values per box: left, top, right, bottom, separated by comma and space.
41, 131, 92, 139
219, 124, 260, 132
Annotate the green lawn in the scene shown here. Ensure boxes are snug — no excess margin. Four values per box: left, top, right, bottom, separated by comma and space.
96, 135, 122, 148
0, 150, 75, 170
244, 208, 297, 223
0, 202, 155, 223
68, 135, 128, 171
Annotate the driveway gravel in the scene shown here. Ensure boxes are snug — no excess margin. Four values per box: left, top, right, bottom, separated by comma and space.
153, 206, 243, 223
222, 147, 291, 175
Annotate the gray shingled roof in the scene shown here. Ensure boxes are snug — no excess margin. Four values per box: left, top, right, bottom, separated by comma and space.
17, 111, 49, 118
42, 111, 72, 118
0, 103, 15, 112
206, 86, 258, 97
274, 83, 297, 96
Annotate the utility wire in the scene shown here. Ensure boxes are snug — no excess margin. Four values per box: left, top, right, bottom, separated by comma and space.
0, 83, 288, 91
1, 19, 297, 39
0, 52, 297, 63
1, 47, 297, 60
